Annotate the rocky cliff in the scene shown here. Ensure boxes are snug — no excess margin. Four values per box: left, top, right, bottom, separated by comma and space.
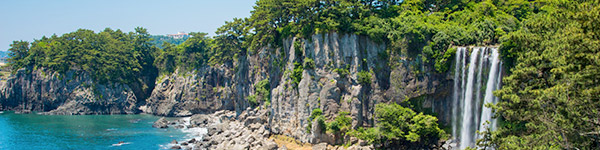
142, 66, 237, 116
146, 33, 455, 145
0, 68, 139, 115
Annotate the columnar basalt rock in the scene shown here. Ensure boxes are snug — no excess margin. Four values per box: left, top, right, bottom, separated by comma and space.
0, 68, 138, 115
142, 65, 237, 117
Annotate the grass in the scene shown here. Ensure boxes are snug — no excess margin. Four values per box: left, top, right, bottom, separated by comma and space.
270, 135, 312, 150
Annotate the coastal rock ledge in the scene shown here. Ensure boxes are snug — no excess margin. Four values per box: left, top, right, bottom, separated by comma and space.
0, 68, 139, 115
160, 108, 374, 150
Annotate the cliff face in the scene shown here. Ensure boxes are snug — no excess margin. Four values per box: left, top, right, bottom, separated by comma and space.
268, 33, 453, 143
0, 68, 138, 115
146, 33, 454, 144
142, 66, 237, 116
268, 33, 388, 143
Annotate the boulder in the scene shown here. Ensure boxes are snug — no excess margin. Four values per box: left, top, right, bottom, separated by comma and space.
174, 125, 185, 129
259, 140, 279, 150
170, 145, 181, 149
313, 143, 328, 150
244, 116, 262, 126
15, 110, 32, 114
207, 124, 225, 136
187, 138, 196, 143
171, 140, 178, 144
278, 145, 288, 150
190, 114, 210, 126
249, 123, 262, 131
153, 117, 169, 128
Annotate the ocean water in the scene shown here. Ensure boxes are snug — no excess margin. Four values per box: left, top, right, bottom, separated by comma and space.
0, 111, 187, 150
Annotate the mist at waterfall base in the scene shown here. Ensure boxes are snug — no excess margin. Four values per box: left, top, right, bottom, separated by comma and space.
450, 47, 503, 149
0, 112, 188, 150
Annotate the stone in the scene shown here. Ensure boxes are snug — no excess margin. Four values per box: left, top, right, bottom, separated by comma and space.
232, 143, 250, 150
153, 117, 169, 128
174, 125, 185, 129
313, 143, 328, 150
244, 116, 262, 126
170, 145, 181, 149
246, 136, 256, 144
171, 140, 178, 144
202, 136, 211, 142
278, 145, 288, 150
15, 110, 32, 114
259, 140, 278, 150
190, 114, 210, 126
187, 138, 196, 143
249, 123, 262, 131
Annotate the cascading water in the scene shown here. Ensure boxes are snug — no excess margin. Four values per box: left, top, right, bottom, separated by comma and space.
451, 47, 503, 149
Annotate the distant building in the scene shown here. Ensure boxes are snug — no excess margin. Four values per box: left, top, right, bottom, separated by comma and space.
167, 32, 189, 39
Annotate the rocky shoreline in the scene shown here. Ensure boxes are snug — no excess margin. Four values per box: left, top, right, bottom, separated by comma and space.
154, 108, 375, 150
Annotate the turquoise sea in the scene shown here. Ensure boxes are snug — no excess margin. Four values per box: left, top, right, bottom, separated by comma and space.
0, 111, 187, 150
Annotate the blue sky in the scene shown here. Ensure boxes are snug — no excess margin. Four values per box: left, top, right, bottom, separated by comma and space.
0, 0, 256, 51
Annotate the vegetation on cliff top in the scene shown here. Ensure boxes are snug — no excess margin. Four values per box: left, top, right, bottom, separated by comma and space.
7, 28, 156, 86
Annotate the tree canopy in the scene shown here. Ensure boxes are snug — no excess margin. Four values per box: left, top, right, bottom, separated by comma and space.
7, 28, 157, 85
489, 0, 600, 149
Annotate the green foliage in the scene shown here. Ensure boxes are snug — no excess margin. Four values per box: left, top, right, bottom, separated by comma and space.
349, 103, 446, 148
303, 58, 315, 70
154, 18, 249, 74
291, 62, 303, 88
7, 28, 157, 86
488, 1, 600, 149
210, 18, 249, 65
334, 65, 350, 78
327, 111, 352, 135
254, 79, 270, 105
307, 108, 323, 133
7, 40, 29, 72
434, 47, 456, 73
247, 95, 258, 107
309, 108, 323, 120
357, 70, 372, 85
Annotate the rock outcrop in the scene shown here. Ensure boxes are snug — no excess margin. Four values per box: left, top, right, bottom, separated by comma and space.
0, 68, 139, 115
142, 65, 237, 117
153, 117, 169, 128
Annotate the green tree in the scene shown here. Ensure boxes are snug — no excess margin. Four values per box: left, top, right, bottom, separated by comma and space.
7, 40, 30, 71
488, 1, 600, 149
349, 103, 446, 148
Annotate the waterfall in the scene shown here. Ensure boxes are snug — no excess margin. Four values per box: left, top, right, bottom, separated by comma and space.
452, 47, 503, 149
478, 48, 500, 138
451, 47, 464, 139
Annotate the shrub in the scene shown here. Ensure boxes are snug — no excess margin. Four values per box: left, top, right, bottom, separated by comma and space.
434, 47, 456, 73
334, 68, 349, 78
291, 62, 303, 87
328, 111, 352, 134
247, 95, 258, 107
357, 71, 372, 85
306, 108, 323, 133
304, 58, 315, 69
349, 103, 447, 147
255, 79, 270, 103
